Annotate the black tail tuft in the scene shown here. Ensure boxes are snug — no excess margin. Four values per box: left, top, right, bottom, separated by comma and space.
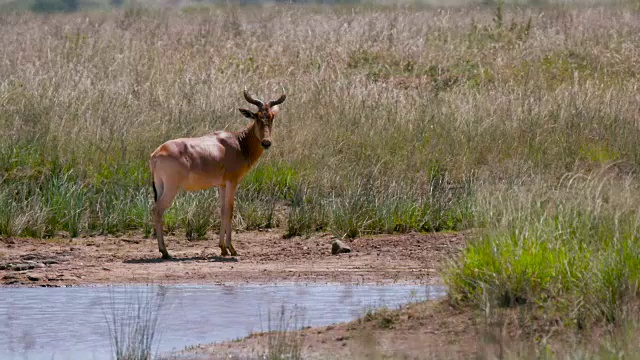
152, 180, 158, 202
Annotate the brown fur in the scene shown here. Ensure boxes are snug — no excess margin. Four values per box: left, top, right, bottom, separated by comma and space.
149, 90, 285, 258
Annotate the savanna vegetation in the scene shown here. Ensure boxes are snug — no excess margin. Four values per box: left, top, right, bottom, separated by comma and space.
2, 0, 640, 356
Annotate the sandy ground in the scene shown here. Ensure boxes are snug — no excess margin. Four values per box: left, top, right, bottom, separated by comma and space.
0, 231, 464, 287
179, 299, 484, 360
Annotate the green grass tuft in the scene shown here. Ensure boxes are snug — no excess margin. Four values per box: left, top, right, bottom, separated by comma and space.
447, 172, 640, 328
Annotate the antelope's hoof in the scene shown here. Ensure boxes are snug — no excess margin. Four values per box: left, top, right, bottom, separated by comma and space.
230, 249, 237, 257
161, 252, 172, 260
220, 247, 229, 257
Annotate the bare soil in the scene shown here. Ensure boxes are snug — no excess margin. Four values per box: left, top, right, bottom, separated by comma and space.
183, 299, 486, 360
0, 231, 465, 287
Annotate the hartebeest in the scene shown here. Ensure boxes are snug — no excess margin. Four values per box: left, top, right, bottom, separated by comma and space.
149, 88, 286, 259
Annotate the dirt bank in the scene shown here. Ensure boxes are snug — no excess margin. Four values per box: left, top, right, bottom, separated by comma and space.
180, 299, 483, 360
0, 231, 465, 287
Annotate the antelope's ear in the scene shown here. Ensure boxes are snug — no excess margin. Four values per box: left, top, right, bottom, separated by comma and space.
271, 106, 280, 116
239, 108, 254, 119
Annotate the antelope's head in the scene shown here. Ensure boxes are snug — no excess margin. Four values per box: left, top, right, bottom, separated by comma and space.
239, 88, 286, 150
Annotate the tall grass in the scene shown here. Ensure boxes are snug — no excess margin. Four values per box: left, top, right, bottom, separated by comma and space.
265, 305, 305, 360
447, 169, 640, 331
0, 4, 638, 237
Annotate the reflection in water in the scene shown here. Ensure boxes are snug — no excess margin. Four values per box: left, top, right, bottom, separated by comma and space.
0, 283, 445, 360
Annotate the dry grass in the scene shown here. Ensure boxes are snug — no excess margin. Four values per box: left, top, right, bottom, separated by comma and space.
3, 2, 638, 239
104, 286, 166, 360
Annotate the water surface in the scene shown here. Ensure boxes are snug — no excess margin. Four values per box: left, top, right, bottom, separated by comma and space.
1, 283, 445, 360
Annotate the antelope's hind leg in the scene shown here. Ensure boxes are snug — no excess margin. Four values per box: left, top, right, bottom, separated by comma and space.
153, 180, 179, 259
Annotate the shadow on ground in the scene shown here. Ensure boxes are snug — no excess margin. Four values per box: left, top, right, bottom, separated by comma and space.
124, 255, 239, 264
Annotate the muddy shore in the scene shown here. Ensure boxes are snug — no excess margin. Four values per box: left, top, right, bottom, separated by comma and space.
0, 231, 464, 287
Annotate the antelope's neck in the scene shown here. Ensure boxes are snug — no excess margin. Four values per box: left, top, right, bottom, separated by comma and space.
237, 123, 264, 166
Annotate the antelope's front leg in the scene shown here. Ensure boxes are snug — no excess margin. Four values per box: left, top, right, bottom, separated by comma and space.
225, 182, 238, 257
219, 185, 229, 256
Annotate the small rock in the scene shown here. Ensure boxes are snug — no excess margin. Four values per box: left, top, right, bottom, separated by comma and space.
331, 240, 351, 255
26, 274, 42, 281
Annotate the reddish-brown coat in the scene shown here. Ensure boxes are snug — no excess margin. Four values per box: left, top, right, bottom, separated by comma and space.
149, 89, 285, 258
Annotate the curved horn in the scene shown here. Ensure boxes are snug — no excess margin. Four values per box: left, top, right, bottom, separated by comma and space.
268, 87, 287, 107
243, 87, 263, 108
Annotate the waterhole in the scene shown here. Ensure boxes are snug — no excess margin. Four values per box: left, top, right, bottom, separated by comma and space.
1, 283, 445, 359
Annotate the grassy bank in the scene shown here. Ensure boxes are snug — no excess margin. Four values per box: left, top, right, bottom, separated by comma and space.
2, 1, 640, 347
446, 170, 640, 343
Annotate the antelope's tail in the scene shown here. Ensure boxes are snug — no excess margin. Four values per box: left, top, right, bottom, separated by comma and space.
149, 157, 158, 202
152, 180, 158, 202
